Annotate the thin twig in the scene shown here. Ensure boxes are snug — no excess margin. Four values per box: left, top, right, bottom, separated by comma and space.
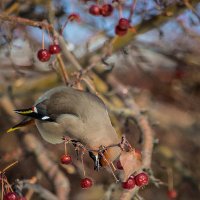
0, 14, 53, 31
2, 161, 18, 173
56, 54, 69, 85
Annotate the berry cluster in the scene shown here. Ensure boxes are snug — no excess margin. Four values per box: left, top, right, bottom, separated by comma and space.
89, 4, 113, 17
36, 1, 137, 62
122, 172, 149, 190
37, 44, 61, 62
1, 176, 26, 200
1, 162, 27, 200
60, 147, 93, 189
88, 2, 133, 36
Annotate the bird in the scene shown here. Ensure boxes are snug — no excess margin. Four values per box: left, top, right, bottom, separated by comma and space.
8, 86, 121, 170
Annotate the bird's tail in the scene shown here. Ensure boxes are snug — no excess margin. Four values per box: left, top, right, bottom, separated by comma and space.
7, 117, 35, 133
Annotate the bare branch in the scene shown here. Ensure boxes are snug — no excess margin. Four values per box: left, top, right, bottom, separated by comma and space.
14, 179, 58, 200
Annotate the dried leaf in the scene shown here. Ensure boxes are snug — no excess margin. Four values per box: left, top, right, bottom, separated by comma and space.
120, 150, 142, 181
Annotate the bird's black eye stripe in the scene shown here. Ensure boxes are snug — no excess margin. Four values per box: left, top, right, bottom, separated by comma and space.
89, 151, 96, 160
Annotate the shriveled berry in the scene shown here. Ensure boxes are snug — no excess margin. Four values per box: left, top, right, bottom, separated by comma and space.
118, 18, 130, 30
122, 177, 135, 190
100, 4, 113, 17
115, 25, 127, 36
3, 192, 18, 200
80, 178, 93, 189
60, 154, 72, 165
134, 172, 149, 187
168, 189, 177, 199
116, 160, 123, 170
68, 13, 81, 22
49, 44, 61, 54
37, 49, 51, 62
89, 5, 101, 16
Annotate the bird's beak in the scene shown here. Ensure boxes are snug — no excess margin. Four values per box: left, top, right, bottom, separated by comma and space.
89, 151, 102, 171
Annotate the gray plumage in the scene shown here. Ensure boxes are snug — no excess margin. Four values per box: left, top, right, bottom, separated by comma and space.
34, 87, 120, 161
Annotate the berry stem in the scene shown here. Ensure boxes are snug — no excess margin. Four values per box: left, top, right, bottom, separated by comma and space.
104, 149, 117, 171
4, 178, 13, 192
2, 161, 18, 173
100, 152, 119, 182
64, 141, 67, 155
81, 152, 86, 177
42, 29, 45, 49
60, 19, 68, 35
129, 0, 137, 21
56, 54, 69, 85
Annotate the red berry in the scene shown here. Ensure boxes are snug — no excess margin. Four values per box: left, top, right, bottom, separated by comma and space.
168, 189, 177, 199
118, 18, 130, 30
100, 4, 113, 17
116, 160, 123, 170
122, 177, 135, 190
89, 5, 101, 16
134, 172, 149, 187
115, 25, 127, 36
49, 44, 61, 54
80, 178, 93, 189
37, 49, 51, 62
68, 13, 81, 22
3, 192, 18, 200
60, 154, 72, 165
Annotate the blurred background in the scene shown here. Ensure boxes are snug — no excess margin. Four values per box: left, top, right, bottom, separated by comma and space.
0, 0, 200, 199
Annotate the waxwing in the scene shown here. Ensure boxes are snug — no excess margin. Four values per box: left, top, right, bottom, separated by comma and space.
8, 86, 121, 170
